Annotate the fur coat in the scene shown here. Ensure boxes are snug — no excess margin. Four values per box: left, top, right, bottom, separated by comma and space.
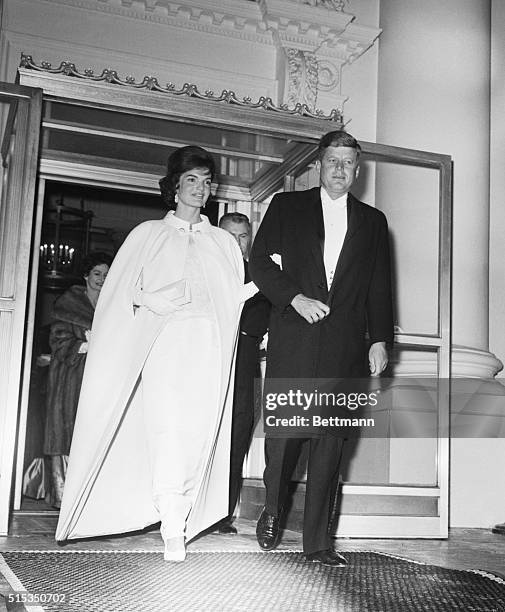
44, 285, 93, 456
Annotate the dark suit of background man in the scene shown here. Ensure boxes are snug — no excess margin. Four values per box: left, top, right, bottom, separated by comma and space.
249, 131, 394, 567
217, 212, 271, 534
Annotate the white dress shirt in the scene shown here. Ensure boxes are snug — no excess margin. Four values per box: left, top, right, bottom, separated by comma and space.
320, 187, 348, 289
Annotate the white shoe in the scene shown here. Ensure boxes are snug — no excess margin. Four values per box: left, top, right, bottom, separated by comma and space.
163, 536, 186, 562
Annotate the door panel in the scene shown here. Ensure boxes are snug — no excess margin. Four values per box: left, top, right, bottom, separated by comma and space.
0, 83, 42, 535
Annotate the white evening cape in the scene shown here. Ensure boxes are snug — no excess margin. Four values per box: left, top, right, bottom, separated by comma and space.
56, 214, 248, 541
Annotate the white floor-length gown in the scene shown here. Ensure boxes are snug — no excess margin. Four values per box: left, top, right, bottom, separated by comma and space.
142, 214, 221, 538
56, 211, 255, 542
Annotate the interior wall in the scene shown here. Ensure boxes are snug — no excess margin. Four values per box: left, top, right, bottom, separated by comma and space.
489, 0, 505, 379
377, 0, 505, 529
377, 0, 491, 352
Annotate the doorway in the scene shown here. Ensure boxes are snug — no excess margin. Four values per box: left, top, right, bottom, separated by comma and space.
7, 63, 453, 538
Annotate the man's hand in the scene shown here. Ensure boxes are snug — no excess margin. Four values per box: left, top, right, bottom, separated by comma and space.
291, 294, 330, 324
369, 341, 388, 376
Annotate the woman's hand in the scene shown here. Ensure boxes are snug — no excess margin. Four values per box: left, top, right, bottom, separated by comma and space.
241, 281, 259, 304
78, 329, 92, 354
133, 280, 190, 316
134, 289, 182, 316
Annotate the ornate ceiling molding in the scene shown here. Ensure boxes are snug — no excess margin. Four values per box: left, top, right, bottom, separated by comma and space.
19, 54, 344, 124
323, 23, 382, 63
259, 0, 352, 48
258, 0, 381, 63
38, 0, 273, 44
31, 0, 379, 113
296, 0, 348, 9
37, 0, 380, 58
256, 0, 379, 109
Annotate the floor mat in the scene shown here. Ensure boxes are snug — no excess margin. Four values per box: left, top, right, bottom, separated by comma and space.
1, 550, 504, 611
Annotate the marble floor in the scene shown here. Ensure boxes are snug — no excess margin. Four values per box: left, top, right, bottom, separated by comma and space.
1, 511, 504, 578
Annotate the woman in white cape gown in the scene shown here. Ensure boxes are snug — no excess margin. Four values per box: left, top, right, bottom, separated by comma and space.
56, 146, 255, 561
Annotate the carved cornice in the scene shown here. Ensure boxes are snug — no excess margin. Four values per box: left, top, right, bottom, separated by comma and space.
259, 0, 352, 48
297, 0, 348, 9
258, 0, 381, 68
323, 23, 382, 63
27, 0, 380, 115
19, 54, 344, 124
38, 0, 273, 45
37, 0, 380, 61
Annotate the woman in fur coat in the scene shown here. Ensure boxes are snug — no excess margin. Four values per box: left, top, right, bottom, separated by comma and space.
44, 251, 112, 507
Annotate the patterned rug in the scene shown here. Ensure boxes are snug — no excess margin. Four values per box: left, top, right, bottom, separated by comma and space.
1, 550, 504, 612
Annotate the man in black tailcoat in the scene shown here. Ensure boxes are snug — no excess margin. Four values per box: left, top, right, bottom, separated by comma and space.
249, 131, 394, 566
217, 212, 271, 534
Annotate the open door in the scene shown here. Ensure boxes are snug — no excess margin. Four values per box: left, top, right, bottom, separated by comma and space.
0, 83, 42, 534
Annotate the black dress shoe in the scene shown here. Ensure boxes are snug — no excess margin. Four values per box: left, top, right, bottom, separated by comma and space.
256, 508, 280, 550
305, 549, 348, 567
217, 519, 238, 535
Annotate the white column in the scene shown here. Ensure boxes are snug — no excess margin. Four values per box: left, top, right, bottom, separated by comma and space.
377, 0, 493, 358
489, 0, 505, 377
376, 0, 505, 529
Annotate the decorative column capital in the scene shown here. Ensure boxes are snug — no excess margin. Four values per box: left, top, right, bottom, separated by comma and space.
258, 0, 353, 50
283, 48, 347, 112
259, 0, 381, 111
284, 48, 319, 110
258, 0, 378, 112
258, 0, 381, 63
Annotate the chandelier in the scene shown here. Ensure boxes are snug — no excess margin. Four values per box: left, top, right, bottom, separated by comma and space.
40, 243, 75, 269
39, 197, 93, 290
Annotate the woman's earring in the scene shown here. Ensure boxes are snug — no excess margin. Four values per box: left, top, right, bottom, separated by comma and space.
174, 193, 179, 204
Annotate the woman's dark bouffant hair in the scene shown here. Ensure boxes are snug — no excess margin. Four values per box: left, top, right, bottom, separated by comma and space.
80, 251, 113, 277
159, 145, 216, 210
